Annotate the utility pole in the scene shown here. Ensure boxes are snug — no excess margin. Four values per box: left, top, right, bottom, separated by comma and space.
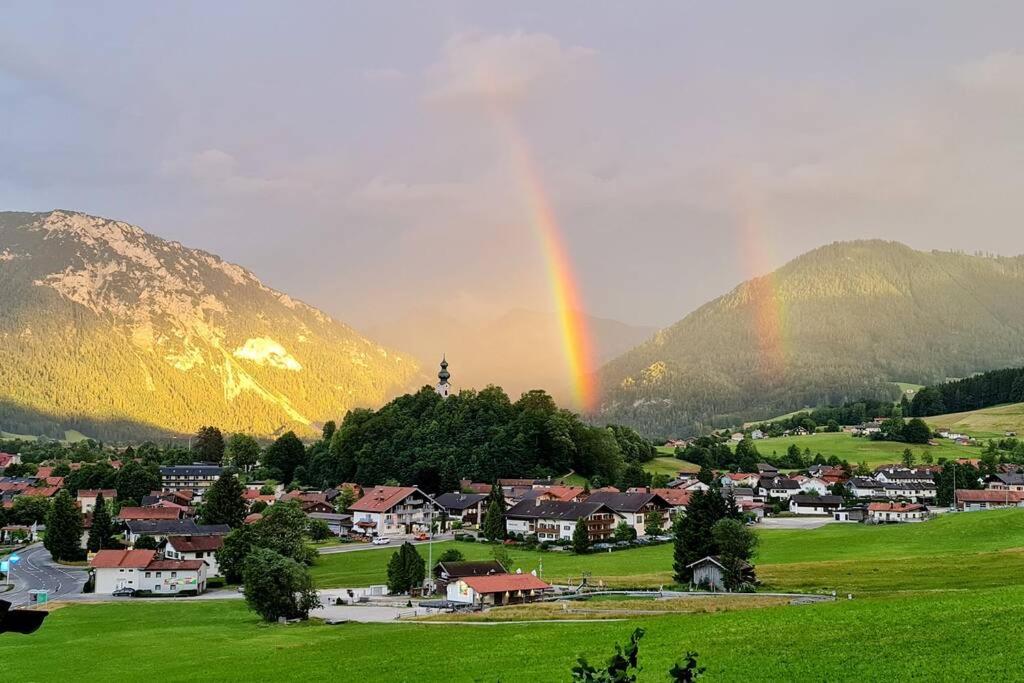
952, 462, 957, 511
426, 504, 434, 594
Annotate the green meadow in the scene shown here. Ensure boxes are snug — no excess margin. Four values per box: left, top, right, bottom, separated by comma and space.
738, 431, 977, 468
7, 588, 1024, 681
924, 402, 1024, 440
311, 509, 1024, 594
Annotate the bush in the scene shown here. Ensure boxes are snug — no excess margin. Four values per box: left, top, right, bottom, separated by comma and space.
242, 548, 321, 622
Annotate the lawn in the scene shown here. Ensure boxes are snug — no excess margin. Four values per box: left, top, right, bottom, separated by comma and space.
311, 509, 1024, 594
8, 589, 1024, 681
643, 455, 698, 477
742, 431, 976, 467
924, 402, 1024, 440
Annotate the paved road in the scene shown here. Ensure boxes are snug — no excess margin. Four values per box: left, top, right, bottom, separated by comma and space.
759, 517, 838, 530
317, 533, 455, 555
3, 544, 89, 606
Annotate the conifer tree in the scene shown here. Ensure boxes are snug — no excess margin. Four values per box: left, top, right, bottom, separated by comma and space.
572, 517, 590, 554
200, 471, 248, 527
44, 490, 83, 562
87, 492, 113, 552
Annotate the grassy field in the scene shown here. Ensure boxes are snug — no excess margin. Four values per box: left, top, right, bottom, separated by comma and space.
644, 455, 699, 477
311, 509, 1024, 594
7, 588, 1024, 681
924, 402, 1024, 439
742, 431, 976, 467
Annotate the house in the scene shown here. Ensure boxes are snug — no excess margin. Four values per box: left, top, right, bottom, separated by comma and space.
987, 473, 1024, 492
874, 468, 935, 485
0, 453, 21, 469
433, 559, 506, 591
242, 489, 277, 508
750, 429, 765, 440
77, 490, 118, 514
756, 463, 779, 476
582, 491, 671, 535
757, 476, 801, 500
348, 486, 440, 537
867, 502, 928, 523
794, 476, 830, 496
955, 489, 1024, 511
307, 512, 352, 537
124, 520, 231, 545
640, 488, 691, 518
523, 486, 586, 503
90, 549, 207, 595
847, 477, 887, 499
300, 500, 335, 515
788, 494, 844, 516
434, 492, 489, 526
457, 480, 492, 496
446, 572, 551, 606
729, 432, 744, 443
834, 506, 867, 523
163, 535, 224, 576
117, 506, 183, 523
686, 556, 755, 591
0, 523, 38, 543
677, 479, 710, 492
883, 482, 937, 503
720, 473, 759, 488
505, 499, 624, 542
159, 464, 223, 496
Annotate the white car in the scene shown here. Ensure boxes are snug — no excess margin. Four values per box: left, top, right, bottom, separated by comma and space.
371, 536, 390, 545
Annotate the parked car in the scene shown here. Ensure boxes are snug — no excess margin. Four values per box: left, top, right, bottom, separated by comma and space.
592, 543, 613, 551
111, 588, 136, 597
371, 536, 391, 545
413, 533, 429, 541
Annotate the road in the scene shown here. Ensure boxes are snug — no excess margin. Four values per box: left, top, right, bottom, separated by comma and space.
317, 533, 455, 555
3, 543, 89, 606
759, 517, 838, 530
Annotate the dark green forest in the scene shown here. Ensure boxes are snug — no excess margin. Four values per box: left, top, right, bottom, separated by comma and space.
909, 367, 1024, 417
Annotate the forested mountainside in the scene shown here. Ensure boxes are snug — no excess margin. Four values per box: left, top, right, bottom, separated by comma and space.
598, 240, 1024, 436
0, 210, 420, 440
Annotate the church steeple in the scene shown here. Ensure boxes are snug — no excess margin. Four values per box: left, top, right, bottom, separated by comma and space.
436, 356, 451, 398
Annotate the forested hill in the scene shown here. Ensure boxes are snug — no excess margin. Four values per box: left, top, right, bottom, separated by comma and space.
597, 240, 1024, 437
0, 210, 421, 440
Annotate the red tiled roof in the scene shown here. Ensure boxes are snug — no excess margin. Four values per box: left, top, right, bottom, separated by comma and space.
956, 490, 1024, 503
349, 486, 420, 513
146, 559, 205, 571
461, 573, 551, 594
117, 506, 182, 520
542, 486, 585, 501
594, 486, 621, 493
91, 549, 156, 569
78, 489, 117, 499
648, 488, 692, 506
31, 486, 60, 498
35, 467, 54, 478
166, 535, 224, 552
868, 502, 926, 512
44, 477, 65, 487
243, 513, 263, 524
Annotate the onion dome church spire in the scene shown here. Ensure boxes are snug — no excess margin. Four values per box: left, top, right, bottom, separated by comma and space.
436, 356, 451, 398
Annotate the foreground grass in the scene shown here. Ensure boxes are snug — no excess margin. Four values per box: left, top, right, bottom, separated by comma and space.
7, 588, 1024, 681
312, 509, 1024, 593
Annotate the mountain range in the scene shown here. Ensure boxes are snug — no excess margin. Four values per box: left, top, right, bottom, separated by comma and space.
0, 210, 421, 440
597, 240, 1024, 436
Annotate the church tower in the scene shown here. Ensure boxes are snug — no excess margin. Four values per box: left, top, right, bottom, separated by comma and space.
436, 356, 451, 398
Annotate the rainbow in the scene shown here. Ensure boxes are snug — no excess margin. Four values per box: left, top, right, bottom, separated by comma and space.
512, 147, 598, 411
738, 205, 788, 378
485, 117, 597, 410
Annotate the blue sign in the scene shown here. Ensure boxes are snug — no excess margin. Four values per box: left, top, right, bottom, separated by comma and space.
0, 561, 8, 572
8, 553, 20, 564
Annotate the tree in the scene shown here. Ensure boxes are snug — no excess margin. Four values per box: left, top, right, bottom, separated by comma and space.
321, 421, 337, 443
114, 461, 160, 506
901, 448, 916, 468
903, 418, 931, 445
335, 486, 357, 513
696, 465, 714, 485
481, 495, 506, 541
437, 548, 464, 564
711, 518, 758, 590
10, 496, 50, 526
242, 548, 321, 622
264, 432, 307, 484
387, 542, 426, 594
306, 518, 332, 541
193, 426, 226, 464
644, 510, 665, 537
613, 521, 637, 543
572, 518, 590, 554
673, 486, 735, 583
216, 501, 316, 583
226, 433, 261, 471
134, 535, 159, 550
200, 471, 247, 528
44, 490, 83, 562
217, 525, 257, 582
87, 492, 114, 552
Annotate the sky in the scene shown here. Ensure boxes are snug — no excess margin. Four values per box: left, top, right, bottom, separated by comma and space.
3, 1, 1024, 335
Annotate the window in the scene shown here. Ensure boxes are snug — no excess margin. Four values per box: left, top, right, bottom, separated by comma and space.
155, 585, 161, 591
156, 572, 162, 578
145, 572, 151, 578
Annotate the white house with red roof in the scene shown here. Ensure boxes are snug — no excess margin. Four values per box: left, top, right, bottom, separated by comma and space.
163, 535, 225, 577
446, 572, 552, 606
348, 485, 440, 536
867, 502, 929, 523
90, 549, 208, 595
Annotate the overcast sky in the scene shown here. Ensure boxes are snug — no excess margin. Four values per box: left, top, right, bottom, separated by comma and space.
3, 2, 1024, 330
